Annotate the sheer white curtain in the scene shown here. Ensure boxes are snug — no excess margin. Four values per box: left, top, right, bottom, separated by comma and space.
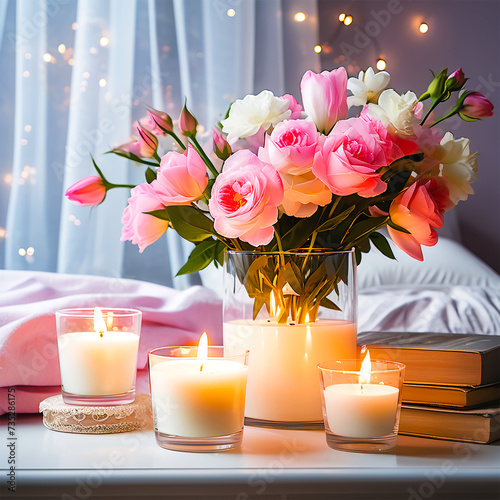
0, 0, 320, 290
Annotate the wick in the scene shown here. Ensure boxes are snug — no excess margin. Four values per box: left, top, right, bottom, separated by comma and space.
99, 330, 104, 338
360, 384, 364, 392
200, 363, 204, 372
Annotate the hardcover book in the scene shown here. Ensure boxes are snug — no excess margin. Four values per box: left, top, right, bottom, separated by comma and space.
358, 332, 500, 386
401, 383, 500, 408
399, 404, 500, 444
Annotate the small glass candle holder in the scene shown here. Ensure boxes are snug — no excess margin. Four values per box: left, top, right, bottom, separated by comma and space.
56, 308, 142, 406
149, 345, 249, 452
318, 356, 405, 452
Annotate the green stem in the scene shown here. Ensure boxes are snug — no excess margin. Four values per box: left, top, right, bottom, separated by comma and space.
166, 130, 187, 151
190, 136, 219, 178
420, 97, 442, 127
108, 183, 136, 190
429, 109, 458, 127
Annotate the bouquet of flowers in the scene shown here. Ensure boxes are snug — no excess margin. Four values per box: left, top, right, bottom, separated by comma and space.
66, 66, 493, 323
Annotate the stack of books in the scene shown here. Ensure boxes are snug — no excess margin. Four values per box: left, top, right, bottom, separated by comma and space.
358, 331, 500, 444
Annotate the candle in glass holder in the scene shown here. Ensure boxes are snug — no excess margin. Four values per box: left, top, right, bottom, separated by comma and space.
319, 351, 405, 452
149, 333, 249, 452
56, 307, 141, 406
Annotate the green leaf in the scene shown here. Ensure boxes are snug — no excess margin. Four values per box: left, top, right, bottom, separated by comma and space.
344, 217, 387, 246
145, 209, 170, 221
388, 220, 411, 234
316, 206, 356, 232
165, 205, 215, 243
278, 209, 323, 250
108, 150, 159, 167
176, 239, 219, 276
319, 297, 341, 311
369, 232, 396, 260
279, 261, 304, 295
356, 237, 371, 254
145, 167, 157, 184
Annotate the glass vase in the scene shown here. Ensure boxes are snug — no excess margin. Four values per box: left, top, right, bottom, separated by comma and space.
223, 249, 357, 428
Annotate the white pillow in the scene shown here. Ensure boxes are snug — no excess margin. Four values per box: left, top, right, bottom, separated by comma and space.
358, 235, 500, 290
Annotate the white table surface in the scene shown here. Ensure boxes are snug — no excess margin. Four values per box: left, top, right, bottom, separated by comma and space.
1, 414, 499, 500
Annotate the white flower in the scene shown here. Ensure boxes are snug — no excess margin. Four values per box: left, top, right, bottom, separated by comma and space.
437, 132, 478, 205
365, 89, 423, 137
347, 67, 391, 107
221, 90, 291, 145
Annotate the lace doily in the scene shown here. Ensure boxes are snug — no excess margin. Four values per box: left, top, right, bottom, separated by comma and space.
39, 393, 153, 434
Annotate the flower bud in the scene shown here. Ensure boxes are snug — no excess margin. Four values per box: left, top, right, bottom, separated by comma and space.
458, 91, 494, 121
212, 128, 232, 160
65, 176, 106, 206
426, 68, 448, 100
136, 125, 158, 157
147, 108, 173, 134
445, 68, 466, 92
179, 102, 198, 137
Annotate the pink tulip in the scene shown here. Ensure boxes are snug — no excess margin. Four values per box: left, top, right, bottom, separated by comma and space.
213, 128, 232, 160
179, 102, 198, 137
152, 146, 208, 205
459, 92, 494, 120
121, 183, 169, 253
312, 117, 387, 198
65, 176, 106, 206
387, 179, 446, 261
209, 150, 284, 246
300, 68, 348, 134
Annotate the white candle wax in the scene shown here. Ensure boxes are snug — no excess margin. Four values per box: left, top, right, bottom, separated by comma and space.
150, 359, 248, 438
224, 319, 357, 422
324, 384, 399, 438
58, 331, 139, 396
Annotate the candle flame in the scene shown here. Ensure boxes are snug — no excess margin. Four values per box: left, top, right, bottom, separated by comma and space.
93, 307, 107, 337
197, 332, 208, 371
359, 349, 371, 386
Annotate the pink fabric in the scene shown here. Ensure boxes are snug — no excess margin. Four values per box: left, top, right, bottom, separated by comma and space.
0, 270, 222, 414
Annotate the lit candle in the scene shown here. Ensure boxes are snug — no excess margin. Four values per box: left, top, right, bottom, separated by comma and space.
224, 317, 356, 422
57, 307, 140, 399
323, 350, 400, 438
149, 333, 248, 438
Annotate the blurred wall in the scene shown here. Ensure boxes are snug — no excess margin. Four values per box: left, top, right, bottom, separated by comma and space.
317, 0, 500, 272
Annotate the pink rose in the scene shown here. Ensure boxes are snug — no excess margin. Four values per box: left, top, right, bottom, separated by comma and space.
121, 183, 169, 253
360, 107, 419, 163
209, 150, 284, 246
387, 179, 446, 261
153, 146, 208, 205
259, 119, 331, 217
65, 175, 106, 206
312, 117, 387, 198
280, 94, 303, 120
300, 68, 348, 134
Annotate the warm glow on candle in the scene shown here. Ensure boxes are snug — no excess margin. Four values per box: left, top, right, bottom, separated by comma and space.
359, 349, 371, 385
93, 307, 107, 337
106, 311, 114, 330
197, 332, 208, 370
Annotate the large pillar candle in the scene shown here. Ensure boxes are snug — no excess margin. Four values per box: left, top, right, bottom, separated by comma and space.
224, 318, 357, 422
